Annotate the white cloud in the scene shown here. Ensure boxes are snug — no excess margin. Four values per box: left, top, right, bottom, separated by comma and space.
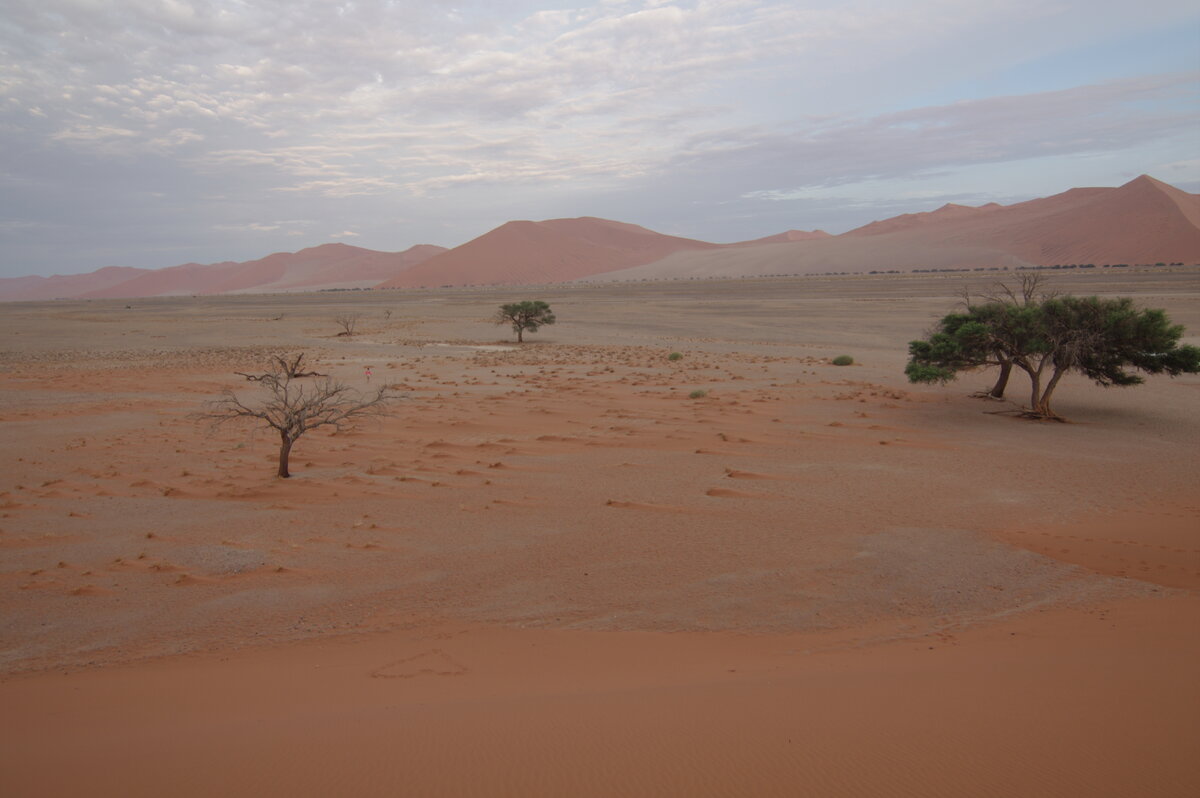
2, 0, 1198, 275
49, 124, 139, 142
274, 177, 401, 197
213, 222, 282, 232
148, 127, 205, 151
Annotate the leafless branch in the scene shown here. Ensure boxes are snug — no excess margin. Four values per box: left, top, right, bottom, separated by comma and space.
235, 353, 326, 381
199, 365, 397, 478
334, 314, 361, 336
980, 272, 1057, 307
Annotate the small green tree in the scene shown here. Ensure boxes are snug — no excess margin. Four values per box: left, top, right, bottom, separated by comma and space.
907, 296, 1200, 420
495, 300, 555, 343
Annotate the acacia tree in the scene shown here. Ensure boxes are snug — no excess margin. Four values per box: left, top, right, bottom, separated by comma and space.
1029, 296, 1200, 416
906, 303, 1023, 397
909, 274, 1052, 400
495, 300, 555, 343
203, 364, 395, 477
907, 295, 1200, 420
967, 273, 1054, 398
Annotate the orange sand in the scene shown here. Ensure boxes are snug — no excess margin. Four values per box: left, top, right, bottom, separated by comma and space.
4, 597, 1198, 798
1, 271, 1198, 795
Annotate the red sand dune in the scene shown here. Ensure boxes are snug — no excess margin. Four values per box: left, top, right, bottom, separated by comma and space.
602, 175, 1200, 282
599, 236, 1030, 281
377, 217, 719, 289
78, 259, 244, 299
80, 243, 447, 299
3, 176, 1196, 301
0, 265, 150, 302
844, 175, 1200, 266
2, 243, 446, 302
733, 228, 834, 245
216, 243, 447, 294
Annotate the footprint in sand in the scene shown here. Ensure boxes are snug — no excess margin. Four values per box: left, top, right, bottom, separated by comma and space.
705, 487, 773, 499
605, 499, 693, 513
724, 469, 784, 480
371, 649, 467, 679
70, 584, 112, 596
173, 573, 217, 586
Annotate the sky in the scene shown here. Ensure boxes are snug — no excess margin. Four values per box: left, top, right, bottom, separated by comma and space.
1, 0, 1198, 279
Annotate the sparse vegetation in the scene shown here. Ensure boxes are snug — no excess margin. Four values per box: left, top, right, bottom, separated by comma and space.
334, 313, 361, 336
495, 300, 555, 343
202, 360, 397, 477
832, 355, 854, 366
689, 389, 708, 399
668, 351, 683, 361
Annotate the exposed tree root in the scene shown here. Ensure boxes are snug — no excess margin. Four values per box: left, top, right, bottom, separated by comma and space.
983, 408, 1069, 422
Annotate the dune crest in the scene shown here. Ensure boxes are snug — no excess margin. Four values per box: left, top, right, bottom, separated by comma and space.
377, 216, 720, 289
1, 243, 446, 301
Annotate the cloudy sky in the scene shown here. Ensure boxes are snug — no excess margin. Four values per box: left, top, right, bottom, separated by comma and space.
1, 0, 1197, 278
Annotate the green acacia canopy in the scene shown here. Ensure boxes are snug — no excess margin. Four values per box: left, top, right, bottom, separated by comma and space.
495, 300, 556, 343
906, 296, 1200, 419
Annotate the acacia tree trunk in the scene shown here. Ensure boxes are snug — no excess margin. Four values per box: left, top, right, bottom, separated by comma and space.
988, 358, 1013, 398
1032, 366, 1068, 419
1026, 367, 1041, 414
516, 326, 524, 343
278, 431, 295, 478
1013, 357, 1049, 418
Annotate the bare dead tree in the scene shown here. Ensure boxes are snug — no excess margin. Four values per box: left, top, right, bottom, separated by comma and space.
201, 367, 396, 478
978, 271, 1057, 307
334, 313, 361, 336
235, 353, 326, 382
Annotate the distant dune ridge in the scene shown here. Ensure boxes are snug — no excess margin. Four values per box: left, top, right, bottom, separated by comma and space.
600, 175, 1200, 282
376, 217, 721, 289
0, 243, 448, 302
842, 175, 1200, 266
2, 175, 1196, 301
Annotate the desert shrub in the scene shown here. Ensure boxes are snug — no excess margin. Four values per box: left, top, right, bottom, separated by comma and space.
668, 351, 683, 361
334, 314, 361, 336
832, 355, 854, 366
688, 389, 708, 399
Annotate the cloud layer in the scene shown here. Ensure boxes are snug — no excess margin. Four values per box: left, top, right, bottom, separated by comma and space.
1, 0, 1197, 276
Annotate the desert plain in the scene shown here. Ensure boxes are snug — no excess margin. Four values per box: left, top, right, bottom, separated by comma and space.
1, 269, 1198, 797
